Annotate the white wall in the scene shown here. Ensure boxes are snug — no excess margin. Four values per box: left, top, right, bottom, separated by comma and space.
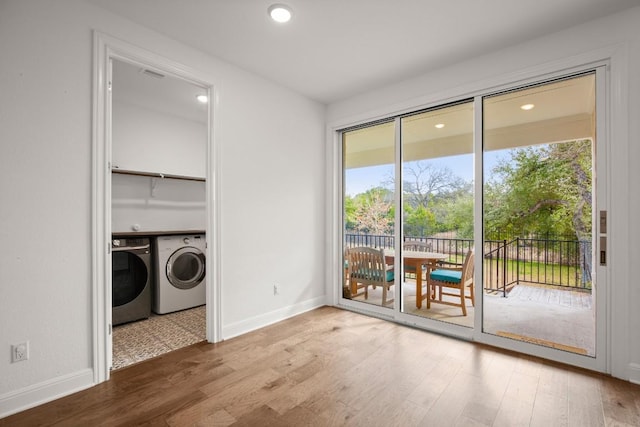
111, 96, 207, 234
328, 7, 640, 382
0, 0, 326, 416
111, 174, 206, 233
111, 94, 207, 233
112, 100, 207, 179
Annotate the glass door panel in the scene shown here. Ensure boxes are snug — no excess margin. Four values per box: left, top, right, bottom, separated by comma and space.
343, 121, 396, 309
482, 73, 596, 356
400, 101, 475, 326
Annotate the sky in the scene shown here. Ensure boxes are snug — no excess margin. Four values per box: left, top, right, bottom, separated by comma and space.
345, 151, 505, 196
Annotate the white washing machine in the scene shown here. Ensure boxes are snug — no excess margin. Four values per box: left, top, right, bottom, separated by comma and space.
153, 234, 206, 314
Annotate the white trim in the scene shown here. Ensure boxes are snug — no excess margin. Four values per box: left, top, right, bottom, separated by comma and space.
206, 82, 223, 343
395, 310, 475, 341
92, 32, 222, 384
605, 42, 630, 381
91, 32, 110, 384
0, 369, 93, 419
594, 64, 609, 374
394, 116, 402, 315
327, 43, 630, 377
328, 43, 625, 131
473, 96, 484, 337
327, 128, 342, 307
629, 363, 640, 385
222, 296, 326, 340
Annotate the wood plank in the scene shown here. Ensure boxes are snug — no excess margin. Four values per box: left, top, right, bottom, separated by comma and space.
3, 306, 639, 427
599, 376, 640, 426
567, 370, 606, 426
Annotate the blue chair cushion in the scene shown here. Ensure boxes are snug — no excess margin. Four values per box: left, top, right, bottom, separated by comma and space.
352, 268, 394, 282
430, 269, 462, 283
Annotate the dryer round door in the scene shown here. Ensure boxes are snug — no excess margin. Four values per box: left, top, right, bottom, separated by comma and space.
166, 247, 205, 289
112, 251, 148, 307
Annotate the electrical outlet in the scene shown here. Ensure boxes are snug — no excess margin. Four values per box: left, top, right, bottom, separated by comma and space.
11, 341, 29, 363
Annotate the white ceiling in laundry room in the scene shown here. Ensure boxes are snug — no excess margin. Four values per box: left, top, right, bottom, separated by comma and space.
112, 59, 208, 124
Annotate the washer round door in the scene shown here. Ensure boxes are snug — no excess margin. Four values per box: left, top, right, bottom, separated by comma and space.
166, 247, 206, 289
112, 251, 148, 307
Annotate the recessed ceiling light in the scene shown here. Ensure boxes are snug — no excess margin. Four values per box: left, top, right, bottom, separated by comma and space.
520, 103, 535, 111
196, 95, 208, 104
268, 4, 292, 23
435, 123, 445, 129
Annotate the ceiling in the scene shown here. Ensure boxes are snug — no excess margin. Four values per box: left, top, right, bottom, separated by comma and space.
345, 73, 595, 168
86, 0, 638, 104
112, 59, 208, 124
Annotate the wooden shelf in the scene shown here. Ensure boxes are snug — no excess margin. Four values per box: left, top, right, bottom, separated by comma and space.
111, 168, 205, 182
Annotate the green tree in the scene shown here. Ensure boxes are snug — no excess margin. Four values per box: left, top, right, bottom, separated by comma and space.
344, 195, 357, 230
441, 189, 474, 238
484, 140, 592, 240
403, 204, 437, 237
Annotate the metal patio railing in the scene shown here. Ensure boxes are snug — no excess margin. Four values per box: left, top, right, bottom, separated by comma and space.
344, 233, 592, 295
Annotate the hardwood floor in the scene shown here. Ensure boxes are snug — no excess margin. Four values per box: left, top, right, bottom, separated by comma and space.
3, 306, 639, 426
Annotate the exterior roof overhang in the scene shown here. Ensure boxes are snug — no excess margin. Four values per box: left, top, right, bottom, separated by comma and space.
344, 74, 595, 169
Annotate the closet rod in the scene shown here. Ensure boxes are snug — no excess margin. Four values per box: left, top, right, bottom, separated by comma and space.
111, 168, 205, 182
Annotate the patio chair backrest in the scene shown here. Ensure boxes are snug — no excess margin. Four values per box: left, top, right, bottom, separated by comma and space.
461, 250, 474, 286
346, 247, 389, 285
403, 241, 432, 252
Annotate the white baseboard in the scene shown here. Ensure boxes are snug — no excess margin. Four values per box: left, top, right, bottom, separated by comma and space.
222, 296, 326, 340
0, 368, 94, 419
629, 363, 640, 385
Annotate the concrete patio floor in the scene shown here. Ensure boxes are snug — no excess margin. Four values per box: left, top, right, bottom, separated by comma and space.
350, 281, 595, 356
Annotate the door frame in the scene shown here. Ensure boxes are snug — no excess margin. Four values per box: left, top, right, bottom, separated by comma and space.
328, 44, 630, 377
91, 32, 222, 383
473, 66, 608, 373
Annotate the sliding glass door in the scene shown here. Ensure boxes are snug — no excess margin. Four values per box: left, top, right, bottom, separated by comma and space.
343, 120, 395, 310
339, 68, 606, 368
399, 102, 475, 326
482, 73, 599, 357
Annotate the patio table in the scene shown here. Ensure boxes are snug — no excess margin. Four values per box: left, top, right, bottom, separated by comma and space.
385, 250, 448, 309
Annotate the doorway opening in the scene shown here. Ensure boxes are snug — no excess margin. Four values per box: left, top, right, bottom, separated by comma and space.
92, 32, 219, 382
110, 58, 208, 369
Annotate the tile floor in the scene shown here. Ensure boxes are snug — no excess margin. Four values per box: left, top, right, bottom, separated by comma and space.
112, 305, 206, 370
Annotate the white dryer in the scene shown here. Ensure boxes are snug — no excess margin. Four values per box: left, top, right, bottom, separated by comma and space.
153, 234, 206, 314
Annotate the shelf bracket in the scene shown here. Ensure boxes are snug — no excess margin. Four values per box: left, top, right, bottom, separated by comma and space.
150, 174, 164, 197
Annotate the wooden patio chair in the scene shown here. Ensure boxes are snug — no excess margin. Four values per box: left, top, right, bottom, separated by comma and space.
426, 250, 475, 316
343, 249, 350, 298
403, 241, 432, 251
346, 247, 395, 306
